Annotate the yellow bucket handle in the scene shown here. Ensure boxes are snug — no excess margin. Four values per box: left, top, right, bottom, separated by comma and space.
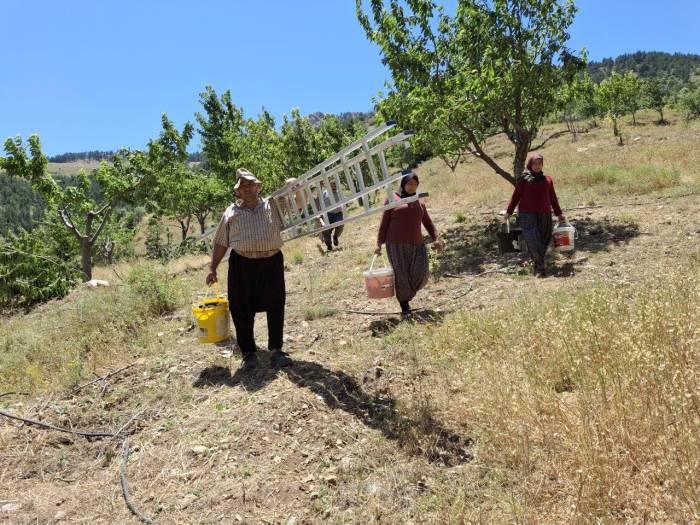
206, 282, 223, 297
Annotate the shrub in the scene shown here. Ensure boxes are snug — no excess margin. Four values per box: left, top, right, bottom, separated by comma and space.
675, 85, 700, 121
126, 264, 182, 315
0, 224, 81, 308
303, 304, 336, 321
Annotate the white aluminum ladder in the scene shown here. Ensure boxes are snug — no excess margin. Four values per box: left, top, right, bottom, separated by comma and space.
199, 120, 425, 244
270, 120, 422, 241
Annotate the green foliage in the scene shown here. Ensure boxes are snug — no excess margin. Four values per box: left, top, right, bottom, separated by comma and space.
0, 222, 81, 308
675, 84, 700, 121
642, 77, 669, 122
144, 215, 173, 261
196, 86, 370, 194
595, 72, 629, 142
557, 71, 599, 126
0, 173, 45, 234
48, 150, 114, 163
357, 0, 584, 183
621, 71, 643, 124
1, 114, 193, 283
92, 207, 140, 265
126, 264, 182, 315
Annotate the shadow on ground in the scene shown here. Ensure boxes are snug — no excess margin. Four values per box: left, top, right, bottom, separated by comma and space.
574, 216, 640, 252
369, 309, 446, 337
434, 215, 640, 277
193, 355, 471, 466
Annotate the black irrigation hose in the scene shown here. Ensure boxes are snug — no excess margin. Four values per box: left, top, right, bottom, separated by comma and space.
345, 269, 507, 316
120, 437, 158, 525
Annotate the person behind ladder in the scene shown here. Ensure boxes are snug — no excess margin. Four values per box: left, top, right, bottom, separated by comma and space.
505, 153, 566, 277
315, 180, 345, 251
206, 168, 292, 371
374, 171, 443, 319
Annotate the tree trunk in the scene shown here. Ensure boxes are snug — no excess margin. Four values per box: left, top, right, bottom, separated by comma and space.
105, 239, 115, 265
659, 108, 665, 123
178, 217, 191, 241
612, 118, 619, 137
81, 238, 92, 280
513, 139, 530, 182
632, 112, 637, 125
197, 215, 207, 234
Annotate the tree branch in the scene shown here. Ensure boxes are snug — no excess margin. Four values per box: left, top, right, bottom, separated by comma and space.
0, 408, 116, 438
93, 203, 111, 217
90, 208, 113, 244
58, 209, 84, 239
73, 363, 137, 393
530, 129, 572, 151
457, 123, 515, 185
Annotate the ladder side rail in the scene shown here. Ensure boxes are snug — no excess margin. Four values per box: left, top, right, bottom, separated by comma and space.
294, 120, 396, 182
354, 163, 370, 211
282, 192, 429, 242
361, 140, 380, 186
268, 121, 398, 197
378, 150, 395, 203
280, 170, 407, 230
292, 128, 412, 200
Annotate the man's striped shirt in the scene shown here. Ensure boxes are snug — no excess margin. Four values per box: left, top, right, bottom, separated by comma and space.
213, 198, 283, 252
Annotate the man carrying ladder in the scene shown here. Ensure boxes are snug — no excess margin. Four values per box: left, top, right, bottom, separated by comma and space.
207, 169, 292, 371
205, 121, 426, 371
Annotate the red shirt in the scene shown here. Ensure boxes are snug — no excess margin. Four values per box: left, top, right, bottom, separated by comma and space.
377, 193, 438, 245
506, 175, 562, 216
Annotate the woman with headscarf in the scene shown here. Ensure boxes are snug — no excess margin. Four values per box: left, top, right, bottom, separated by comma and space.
505, 154, 566, 277
375, 171, 443, 318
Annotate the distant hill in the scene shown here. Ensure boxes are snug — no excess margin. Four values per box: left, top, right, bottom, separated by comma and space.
587, 51, 700, 84
48, 150, 115, 163
48, 150, 203, 164
307, 111, 374, 127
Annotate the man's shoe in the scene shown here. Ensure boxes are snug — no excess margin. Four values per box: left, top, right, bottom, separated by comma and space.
270, 350, 292, 368
240, 353, 258, 371
333, 235, 339, 247
325, 243, 333, 251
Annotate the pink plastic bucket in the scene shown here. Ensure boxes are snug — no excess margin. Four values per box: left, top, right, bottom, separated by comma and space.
363, 255, 395, 299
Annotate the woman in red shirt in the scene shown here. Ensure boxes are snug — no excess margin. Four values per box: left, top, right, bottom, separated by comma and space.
505, 154, 566, 277
375, 171, 443, 318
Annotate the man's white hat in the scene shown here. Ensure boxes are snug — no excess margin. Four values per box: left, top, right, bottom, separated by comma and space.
234, 168, 261, 189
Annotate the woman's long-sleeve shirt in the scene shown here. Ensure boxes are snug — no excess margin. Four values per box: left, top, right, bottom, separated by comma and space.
377, 193, 438, 245
506, 175, 562, 216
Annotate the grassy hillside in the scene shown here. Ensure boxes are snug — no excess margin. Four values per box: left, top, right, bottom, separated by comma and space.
1, 110, 699, 524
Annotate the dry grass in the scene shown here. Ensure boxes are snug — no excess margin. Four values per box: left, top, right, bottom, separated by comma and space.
419, 264, 700, 523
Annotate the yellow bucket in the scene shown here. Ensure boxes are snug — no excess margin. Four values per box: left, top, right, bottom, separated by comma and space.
192, 286, 230, 344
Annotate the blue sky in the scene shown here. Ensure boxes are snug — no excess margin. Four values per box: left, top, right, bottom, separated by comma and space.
1, 0, 698, 155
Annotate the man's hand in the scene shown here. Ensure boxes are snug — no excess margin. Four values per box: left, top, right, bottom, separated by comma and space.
206, 271, 218, 286
432, 239, 445, 252
374, 245, 382, 256
558, 214, 566, 224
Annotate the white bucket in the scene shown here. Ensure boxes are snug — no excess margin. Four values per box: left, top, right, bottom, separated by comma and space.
363, 255, 395, 299
552, 223, 577, 253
